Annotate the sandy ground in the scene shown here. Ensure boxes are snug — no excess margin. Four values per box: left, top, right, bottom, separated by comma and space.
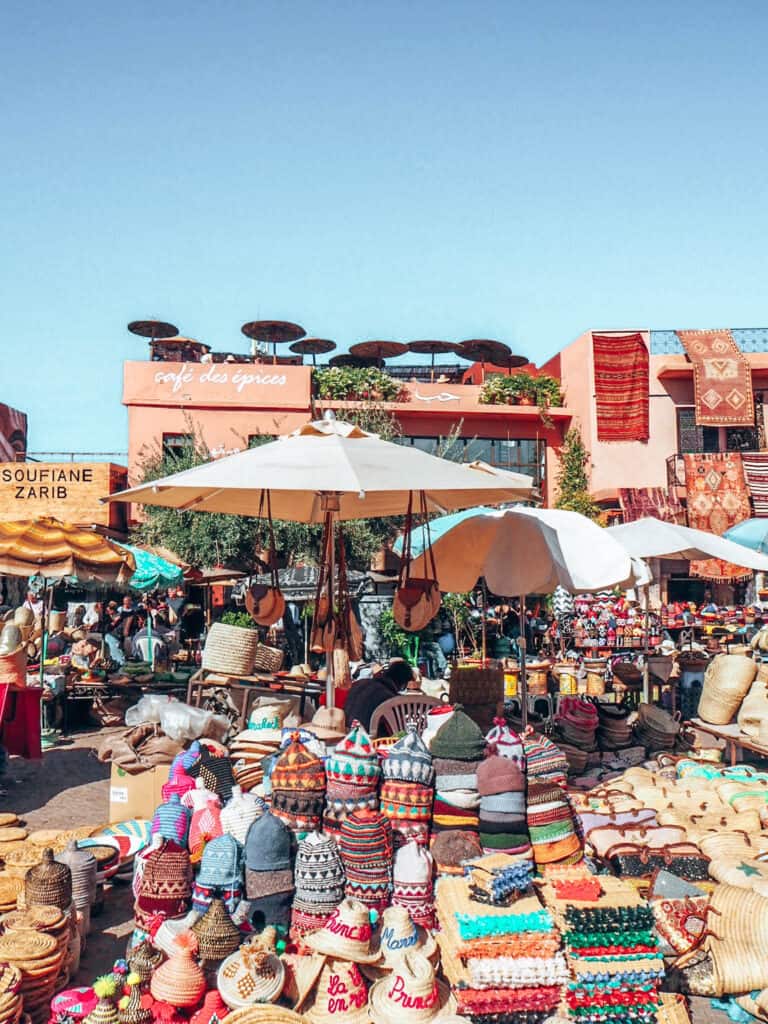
4, 728, 730, 1022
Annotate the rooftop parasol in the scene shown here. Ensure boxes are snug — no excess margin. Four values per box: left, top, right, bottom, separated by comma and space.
407, 340, 460, 380
328, 353, 383, 368
289, 338, 337, 365
349, 340, 408, 361
127, 320, 179, 340
241, 320, 306, 363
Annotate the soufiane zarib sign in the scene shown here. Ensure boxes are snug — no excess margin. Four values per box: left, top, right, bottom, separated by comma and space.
1, 464, 94, 501
0, 462, 127, 527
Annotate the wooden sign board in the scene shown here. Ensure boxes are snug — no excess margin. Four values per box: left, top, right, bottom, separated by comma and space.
0, 463, 127, 531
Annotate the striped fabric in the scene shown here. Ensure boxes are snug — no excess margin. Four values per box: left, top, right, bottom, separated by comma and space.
743, 453, 768, 516
593, 333, 650, 441
0, 516, 135, 580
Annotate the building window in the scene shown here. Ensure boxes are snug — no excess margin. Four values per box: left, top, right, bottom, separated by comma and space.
397, 435, 544, 486
676, 409, 719, 453
162, 433, 194, 461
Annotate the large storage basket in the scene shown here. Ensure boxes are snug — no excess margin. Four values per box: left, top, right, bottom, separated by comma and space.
202, 623, 259, 676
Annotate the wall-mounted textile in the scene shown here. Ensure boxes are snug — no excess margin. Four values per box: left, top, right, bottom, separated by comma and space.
676, 329, 754, 427
683, 452, 751, 582
592, 333, 649, 442
742, 453, 768, 517
618, 488, 683, 524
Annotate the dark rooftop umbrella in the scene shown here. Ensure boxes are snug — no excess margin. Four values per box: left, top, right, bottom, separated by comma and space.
128, 320, 179, 339
289, 338, 337, 365
407, 340, 460, 381
241, 320, 306, 363
349, 340, 408, 361
328, 353, 383, 369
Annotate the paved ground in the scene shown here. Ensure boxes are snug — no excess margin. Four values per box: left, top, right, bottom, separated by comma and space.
3, 729, 733, 1021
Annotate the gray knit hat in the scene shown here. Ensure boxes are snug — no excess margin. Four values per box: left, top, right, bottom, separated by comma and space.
381, 724, 434, 786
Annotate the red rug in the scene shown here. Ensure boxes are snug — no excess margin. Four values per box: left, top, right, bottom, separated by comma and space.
683, 452, 751, 581
618, 487, 683, 524
593, 333, 649, 441
677, 329, 754, 426
743, 453, 768, 516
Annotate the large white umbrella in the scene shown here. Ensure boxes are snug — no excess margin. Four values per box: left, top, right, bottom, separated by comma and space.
109, 418, 534, 520
109, 417, 534, 700
607, 517, 768, 571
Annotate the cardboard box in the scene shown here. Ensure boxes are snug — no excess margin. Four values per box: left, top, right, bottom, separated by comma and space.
109, 763, 170, 822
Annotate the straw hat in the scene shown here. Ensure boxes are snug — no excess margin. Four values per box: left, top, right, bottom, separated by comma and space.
222, 1010, 310, 1024
149, 932, 206, 1008
305, 899, 381, 964
368, 952, 455, 1024
302, 958, 370, 1024
307, 707, 346, 742
217, 929, 286, 1009
361, 906, 437, 979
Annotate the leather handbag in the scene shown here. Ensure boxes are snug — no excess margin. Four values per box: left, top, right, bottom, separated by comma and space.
247, 491, 286, 627
588, 823, 686, 859
393, 492, 441, 632
310, 513, 336, 654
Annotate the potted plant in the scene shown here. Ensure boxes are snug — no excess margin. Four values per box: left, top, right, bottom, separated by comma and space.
313, 366, 403, 402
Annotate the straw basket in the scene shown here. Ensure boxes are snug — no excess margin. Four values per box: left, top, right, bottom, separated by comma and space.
202, 624, 259, 676
252, 643, 284, 675
698, 654, 757, 726
656, 993, 692, 1024
584, 658, 607, 696
525, 661, 550, 696
553, 663, 578, 695
449, 665, 503, 705
705, 883, 768, 994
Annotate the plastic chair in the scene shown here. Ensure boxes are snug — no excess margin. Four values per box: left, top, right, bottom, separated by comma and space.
369, 694, 440, 738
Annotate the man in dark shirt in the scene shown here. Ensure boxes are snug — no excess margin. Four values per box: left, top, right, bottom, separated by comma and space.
344, 660, 415, 731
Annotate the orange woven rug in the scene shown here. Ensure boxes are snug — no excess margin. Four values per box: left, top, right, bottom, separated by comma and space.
677, 329, 754, 426
593, 333, 649, 441
683, 452, 751, 581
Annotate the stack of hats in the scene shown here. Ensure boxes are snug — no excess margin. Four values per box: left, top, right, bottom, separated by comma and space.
197, 747, 236, 804
380, 724, 434, 847
485, 716, 525, 766
339, 808, 393, 911
134, 839, 192, 930
243, 811, 294, 931
220, 785, 265, 845
324, 721, 381, 837
228, 729, 283, 793
523, 732, 569, 788
392, 839, 436, 930
305, 896, 383, 965
541, 867, 664, 1024
430, 707, 485, 836
526, 782, 583, 867
151, 794, 192, 847
436, 872, 566, 1022
192, 833, 243, 915
290, 831, 346, 943
187, 785, 223, 862
477, 753, 530, 857
270, 733, 326, 837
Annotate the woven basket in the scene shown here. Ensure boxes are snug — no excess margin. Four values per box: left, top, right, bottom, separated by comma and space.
202, 623, 259, 676
449, 665, 504, 705
656, 993, 692, 1024
705, 883, 768, 994
252, 643, 284, 674
24, 849, 72, 911
698, 654, 757, 725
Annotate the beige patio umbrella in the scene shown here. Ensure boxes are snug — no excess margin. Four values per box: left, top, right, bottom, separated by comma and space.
109, 415, 534, 700
0, 517, 135, 581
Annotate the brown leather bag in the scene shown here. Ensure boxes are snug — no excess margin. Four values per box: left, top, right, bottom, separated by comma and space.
247, 491, 286, 627
393, 492, 441, 632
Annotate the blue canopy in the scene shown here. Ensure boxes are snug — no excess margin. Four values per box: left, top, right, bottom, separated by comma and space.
115, 542, 184, 592
393, 506, 498, 559
724, 518, 768, 554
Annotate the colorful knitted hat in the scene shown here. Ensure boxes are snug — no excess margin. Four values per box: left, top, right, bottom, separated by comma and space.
485, 717, 525, 766
150, 794, 191, 847
477, 754, 524, 797
188, 794, 223, 861
523, 733, 569, 786
220, 785, 265, 845
161, 768, 196, 803
340, 808, 393, 911
429, 707, 486, 762
326, 721, 380, 786
171, 741, 202, 778
433, 757, 481, 792
149, 932, 206, 1008
271, 734, 326, 836
526, 781, 582, 865
52, 987, 99, 1024
381, 725, 434, 785
134, 840, 192, 927
293, 831, 345, 909
392, 841, 435, 930
379, 781, 434, 843
182, 777, 217, 813
198, 748, 235, 804
431, 790, 481, 835
195, 833, 243, 890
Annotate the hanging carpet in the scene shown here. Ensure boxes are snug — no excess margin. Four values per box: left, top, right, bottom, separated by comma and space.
742, 453, 768, 517
683, 452, 752, 581
592, 333, 650, 442
619, 487, 683, 524
676, 329, 754, 427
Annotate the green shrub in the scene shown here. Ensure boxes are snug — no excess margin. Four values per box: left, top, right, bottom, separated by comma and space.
312, 366, 404, 402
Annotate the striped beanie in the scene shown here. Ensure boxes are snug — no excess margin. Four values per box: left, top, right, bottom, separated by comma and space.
151, 793, 192, 848
523, 732, 569, 787
430, 707, 486, 761
526, 781, 582, 865
340, 808, 393, 912
392, 840, 435, 930
270, 734, 326, 837
198, 749, 235, 804
433, 756, 482, 792
381, 724, 434, 785
477, 754, 529, 855
326, 721, 380, 786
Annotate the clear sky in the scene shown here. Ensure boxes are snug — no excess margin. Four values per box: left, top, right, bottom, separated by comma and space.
2, 0, 767, 453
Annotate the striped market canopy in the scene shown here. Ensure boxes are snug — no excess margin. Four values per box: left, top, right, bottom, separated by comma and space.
0, 517, 136, 582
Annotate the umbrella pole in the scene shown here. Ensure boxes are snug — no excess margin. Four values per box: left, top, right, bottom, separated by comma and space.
40, 580, 51, 688
481, 580, 487, 663
642, 584, 650, 704
325, 512, 336, 709
519, 594, 528, 732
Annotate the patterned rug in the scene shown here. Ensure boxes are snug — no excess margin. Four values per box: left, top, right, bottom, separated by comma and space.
619, 487, 684, 523
677, 329, 754, 426
742, 453, 768, 516
683, 452, 752, 581
592, 333, 649, 442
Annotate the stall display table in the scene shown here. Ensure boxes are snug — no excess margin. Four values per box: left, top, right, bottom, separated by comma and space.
688, 717, 768, 767
187, 669, 320, 731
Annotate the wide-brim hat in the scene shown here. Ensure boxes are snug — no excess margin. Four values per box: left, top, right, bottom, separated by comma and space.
304, 899, 381, 964
361, 917, 437, 980
367, 952, 454, 1024
302, 959, 372, 1024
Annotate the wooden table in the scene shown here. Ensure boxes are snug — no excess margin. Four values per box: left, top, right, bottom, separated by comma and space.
187, 670, 321, 731
689, 717, 768, 767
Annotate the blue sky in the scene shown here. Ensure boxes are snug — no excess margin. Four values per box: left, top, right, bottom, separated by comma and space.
2, 0, 767, 452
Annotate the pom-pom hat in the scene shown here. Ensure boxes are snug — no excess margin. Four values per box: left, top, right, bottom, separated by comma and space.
326, 722, 380, 786
484, 717, 525, 765
381, 725, 433, 785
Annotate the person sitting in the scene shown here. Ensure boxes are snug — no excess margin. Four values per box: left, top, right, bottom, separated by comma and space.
343, 659, 415, 731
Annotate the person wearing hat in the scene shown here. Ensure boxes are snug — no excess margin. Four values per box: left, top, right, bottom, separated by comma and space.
344, 660, 416, 733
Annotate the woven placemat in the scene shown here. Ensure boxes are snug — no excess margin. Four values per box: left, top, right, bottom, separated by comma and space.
0, 931, 57, 963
